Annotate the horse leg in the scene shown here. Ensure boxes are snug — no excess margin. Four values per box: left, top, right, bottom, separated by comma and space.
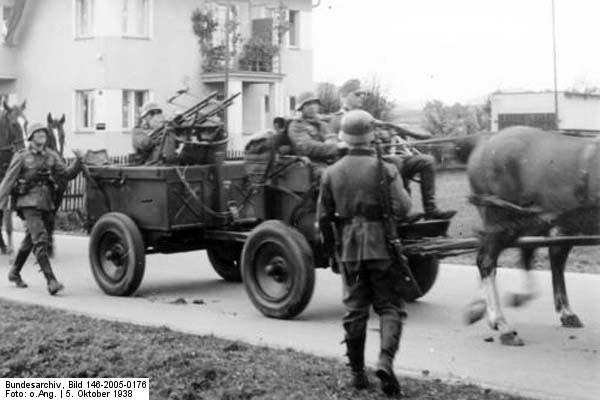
466, 232, 524, 346
0, 209, 6, 254
505, 247, 540, 307
549, 245, 583, 328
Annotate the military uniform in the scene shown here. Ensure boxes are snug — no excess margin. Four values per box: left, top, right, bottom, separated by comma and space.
317, 110, 411, 395
0, 128, 81, 294
131, 126, 179, 165
288, 117, 338, 162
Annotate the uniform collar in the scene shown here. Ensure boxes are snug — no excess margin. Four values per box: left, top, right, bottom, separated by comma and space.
28, 144, 47, 155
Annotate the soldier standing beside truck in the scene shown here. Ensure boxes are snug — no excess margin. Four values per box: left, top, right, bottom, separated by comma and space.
317, 110, 412, 396
0, 123, 82, 295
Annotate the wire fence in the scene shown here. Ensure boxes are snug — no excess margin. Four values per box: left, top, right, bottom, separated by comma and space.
59, 151, 245, 212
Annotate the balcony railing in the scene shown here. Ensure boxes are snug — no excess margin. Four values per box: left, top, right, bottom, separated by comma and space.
202, 38, 280, 74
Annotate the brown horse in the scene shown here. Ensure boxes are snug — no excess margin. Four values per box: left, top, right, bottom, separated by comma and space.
462, 126, 599, 345
46, 113, 68, 257
0, 101, 27, 254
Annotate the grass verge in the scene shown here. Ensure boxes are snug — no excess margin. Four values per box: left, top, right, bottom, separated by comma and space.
0, 299, 535, 400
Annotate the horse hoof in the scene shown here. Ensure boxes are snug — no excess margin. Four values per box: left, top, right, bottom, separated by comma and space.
561, 314, 584, 328
464, 299, 486, 325
500, 331, 524, 346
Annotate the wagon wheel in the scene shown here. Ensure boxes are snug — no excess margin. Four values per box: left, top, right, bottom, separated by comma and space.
241, 220, 315, 319
403, 254, 439, 302
89, 212, 145, 296
207, 242, 243, 282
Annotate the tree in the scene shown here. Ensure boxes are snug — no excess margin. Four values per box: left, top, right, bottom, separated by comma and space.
361, 77, 395, 121
316, 82, 340, 114
422, 99, 490, 137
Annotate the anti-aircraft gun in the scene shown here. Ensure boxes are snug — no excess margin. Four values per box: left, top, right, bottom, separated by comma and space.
149, 91, 241, 164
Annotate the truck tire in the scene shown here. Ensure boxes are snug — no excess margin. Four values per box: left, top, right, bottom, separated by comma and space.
404, 254, 439, 302
207, 242, 243, 282
241, 220, 315, 319
89, 212, 145, 296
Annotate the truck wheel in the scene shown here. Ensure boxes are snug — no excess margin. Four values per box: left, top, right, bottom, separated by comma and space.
241, 220, 315, 319
89, 212, 145, 296
404, 254, 439, 302
207, 242, 242, 282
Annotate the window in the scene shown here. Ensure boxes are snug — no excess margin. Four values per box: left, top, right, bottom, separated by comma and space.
289, 96, 296, 112
122, 0, 150, 37
76, 90, 95, 130
264, 95, 270, 114
2, 6, 12, 40
288, 10, 299, 47
122, 90, 149, 129
75, 0, 94, 38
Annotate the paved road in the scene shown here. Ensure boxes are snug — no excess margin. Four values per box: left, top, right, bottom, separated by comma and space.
0, 233, 598, 400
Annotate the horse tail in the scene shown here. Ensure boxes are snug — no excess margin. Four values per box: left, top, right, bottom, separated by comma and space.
454, 133, 485, 164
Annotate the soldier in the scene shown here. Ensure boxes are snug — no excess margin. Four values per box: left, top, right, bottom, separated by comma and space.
317, 110, 411, 397
132, 101, 178, 165
288, 91, 344, 164
330, 79, 455, 220
0, 123, 83, 295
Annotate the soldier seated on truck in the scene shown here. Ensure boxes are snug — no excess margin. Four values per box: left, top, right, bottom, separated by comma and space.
132, 101, 179, 165
288, 92, 346, 166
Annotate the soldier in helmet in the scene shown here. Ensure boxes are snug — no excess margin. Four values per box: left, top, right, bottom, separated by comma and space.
330, 79, 455, 221
132, 101, 179, 165
0, 123, 83, 295
288, 91, 345, 164
317, 109, 411, 396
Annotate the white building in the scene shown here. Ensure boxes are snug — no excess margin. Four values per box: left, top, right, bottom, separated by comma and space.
490, 91, 600, 133
0, 0, 314, 155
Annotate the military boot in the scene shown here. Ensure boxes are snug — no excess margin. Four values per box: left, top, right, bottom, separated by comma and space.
37, 253, 64, 295
375, 319, 403, 397
345, 336, 369, 390
8, 249, 30, 288
420, 169, 456, 220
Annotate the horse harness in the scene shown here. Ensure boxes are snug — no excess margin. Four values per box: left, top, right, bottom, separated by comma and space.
575, 140, 600, 208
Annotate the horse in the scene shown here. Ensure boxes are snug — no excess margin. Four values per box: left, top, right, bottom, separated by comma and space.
46, 113, 68, 257
0, 100, 27, 254
460, 126, 599, 346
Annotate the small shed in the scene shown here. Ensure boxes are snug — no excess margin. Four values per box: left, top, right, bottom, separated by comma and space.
490, 91, 600, 134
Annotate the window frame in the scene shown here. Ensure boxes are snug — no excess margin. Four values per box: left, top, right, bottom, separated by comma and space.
74, 0, 95, 39
75, 90, 96, 132
122, 0, 151, 39
287, 9, 299, 48
288, 96, 296, 113
122, 89, 149, 130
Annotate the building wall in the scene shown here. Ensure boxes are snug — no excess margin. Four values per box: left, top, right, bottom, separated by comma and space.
559, 95, 600, 131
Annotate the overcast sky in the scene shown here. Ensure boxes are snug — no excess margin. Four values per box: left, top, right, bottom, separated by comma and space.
312, 0, 600, 107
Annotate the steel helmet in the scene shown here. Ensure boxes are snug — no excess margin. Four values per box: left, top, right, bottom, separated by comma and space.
140, 101, 162, 119
296, 91, 321, 111
26, 122, 49, 141
340, 110, 375, 145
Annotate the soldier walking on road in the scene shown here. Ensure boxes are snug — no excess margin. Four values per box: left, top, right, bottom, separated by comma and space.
0, 123, 83, 295
317, 110, 412, 397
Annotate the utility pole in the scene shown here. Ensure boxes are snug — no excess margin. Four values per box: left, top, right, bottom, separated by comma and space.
551, 0, 559, 129
224, 0, 231, 129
